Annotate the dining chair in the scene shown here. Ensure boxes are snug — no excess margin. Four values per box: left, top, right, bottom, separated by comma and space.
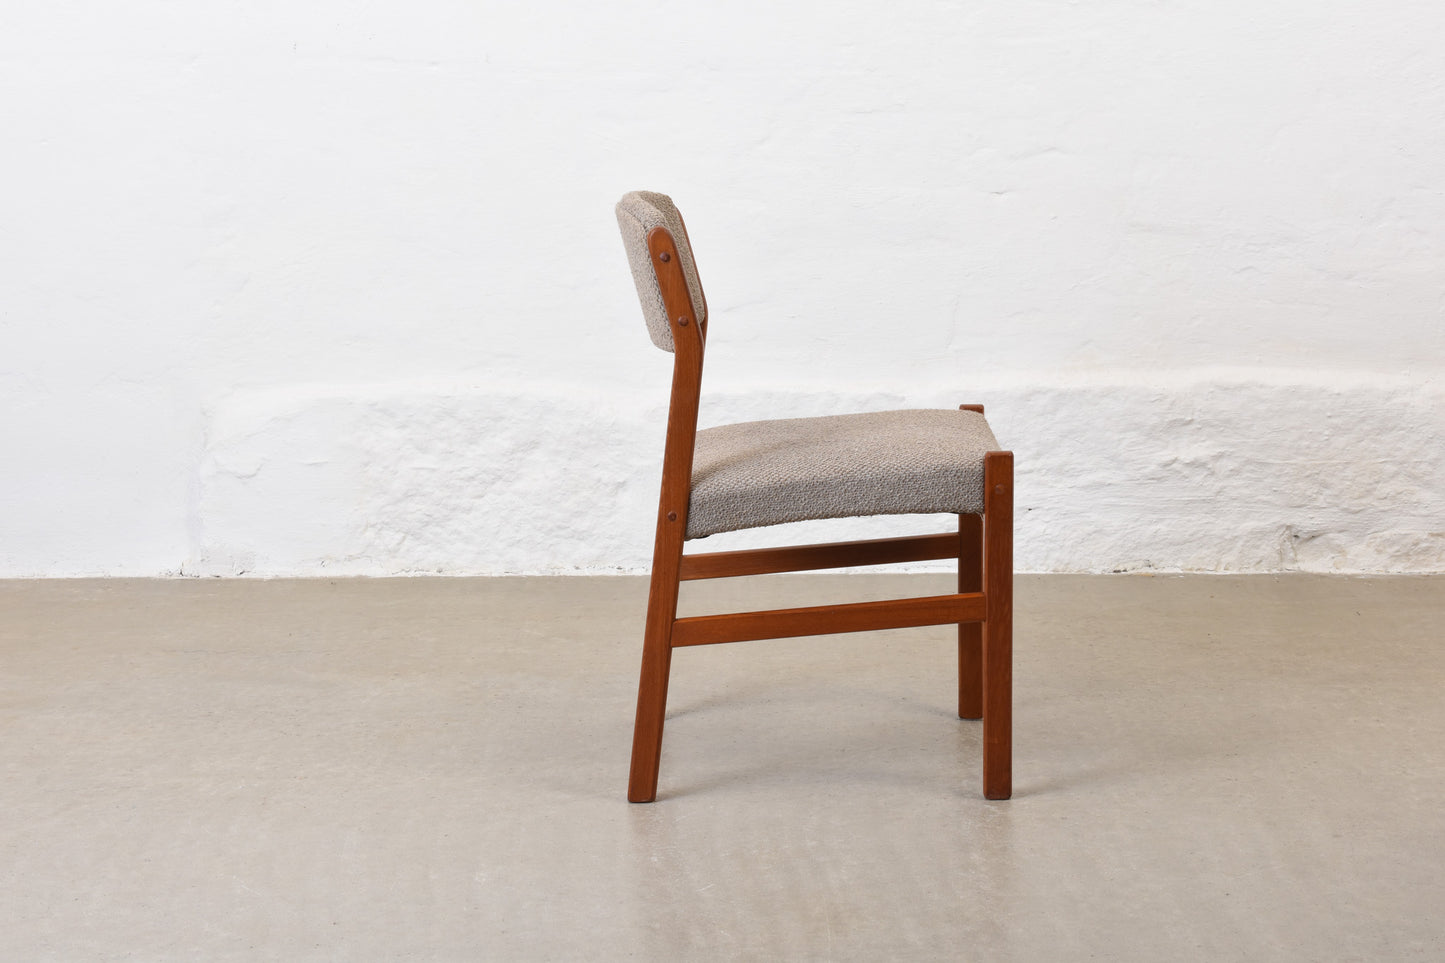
615, 190, 1013, 802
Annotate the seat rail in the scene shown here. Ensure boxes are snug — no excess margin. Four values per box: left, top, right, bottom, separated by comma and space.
679, 531, 963, 580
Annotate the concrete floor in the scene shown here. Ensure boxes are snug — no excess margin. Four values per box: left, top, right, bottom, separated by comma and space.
0, 574, 1442, 961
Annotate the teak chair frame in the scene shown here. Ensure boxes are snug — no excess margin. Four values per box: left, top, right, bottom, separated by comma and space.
628, 222, 1013, 802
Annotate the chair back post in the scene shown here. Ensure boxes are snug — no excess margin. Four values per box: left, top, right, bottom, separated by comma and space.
627, 225, 706, 802
673, 209, 708, 340
646, 224, 707, 540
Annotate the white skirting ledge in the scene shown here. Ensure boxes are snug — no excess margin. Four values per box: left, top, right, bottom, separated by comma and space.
189, 369, 1445, 576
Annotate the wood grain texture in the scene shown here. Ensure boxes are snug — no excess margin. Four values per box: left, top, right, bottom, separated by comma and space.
625, 222, 1014, 802
674, 209, 708, 338
958, 512, 984, 719
627, 226, 707, 803
982, 450, 1014, 800
671, 592, 986, 647
679, 532, 960, 580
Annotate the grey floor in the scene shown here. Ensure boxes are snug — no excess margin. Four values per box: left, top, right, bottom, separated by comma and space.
1, 574, 1442, 961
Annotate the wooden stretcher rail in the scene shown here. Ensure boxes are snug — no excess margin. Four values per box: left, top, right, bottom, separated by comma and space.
678, 532, 961, 581
670, 591, 986, 648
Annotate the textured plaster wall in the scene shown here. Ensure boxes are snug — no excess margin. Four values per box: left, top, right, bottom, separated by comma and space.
2, 2, 1442, 576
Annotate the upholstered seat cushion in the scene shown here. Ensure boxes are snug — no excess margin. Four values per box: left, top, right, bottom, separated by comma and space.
686, 408, 1000, 539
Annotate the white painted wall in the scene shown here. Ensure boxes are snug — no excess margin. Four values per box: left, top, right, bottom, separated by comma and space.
2, 1, 1442, 577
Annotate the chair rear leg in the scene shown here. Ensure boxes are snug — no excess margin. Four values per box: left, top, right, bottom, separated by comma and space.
628, 522, 687, 803
958, 513, 984, 719
982, 452, 1013, 800
627, 603, 674, 802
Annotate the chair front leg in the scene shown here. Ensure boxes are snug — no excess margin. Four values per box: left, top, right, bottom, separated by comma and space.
982, 451, 1014, 800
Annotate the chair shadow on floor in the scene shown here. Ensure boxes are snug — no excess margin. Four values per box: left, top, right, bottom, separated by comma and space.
654, 669, 1250, 801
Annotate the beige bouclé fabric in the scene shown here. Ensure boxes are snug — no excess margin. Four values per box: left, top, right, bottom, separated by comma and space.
686, 408, 1000, 539
615, 191, 707, 352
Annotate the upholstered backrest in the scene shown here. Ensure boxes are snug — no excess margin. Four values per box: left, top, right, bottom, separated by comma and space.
615, 191, 707, 352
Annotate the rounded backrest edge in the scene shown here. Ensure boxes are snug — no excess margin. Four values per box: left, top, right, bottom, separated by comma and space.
615, 191, 708, 352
